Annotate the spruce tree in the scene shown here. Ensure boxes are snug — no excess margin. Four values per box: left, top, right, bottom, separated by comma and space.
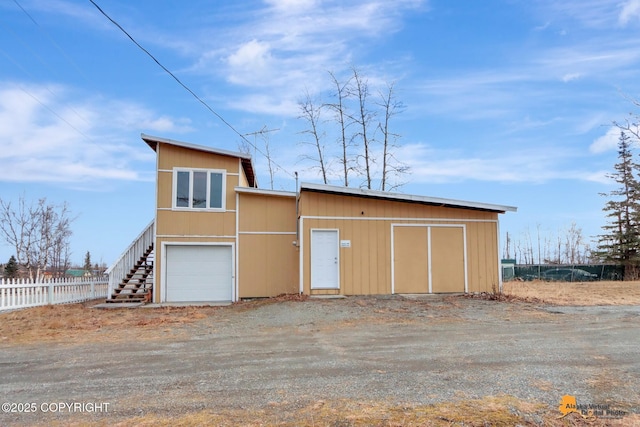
598, 131, 640, 278
83, 251, 92, 273
4, 255, 18, 279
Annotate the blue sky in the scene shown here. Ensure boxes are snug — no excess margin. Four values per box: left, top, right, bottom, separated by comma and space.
1, 0, 640, 266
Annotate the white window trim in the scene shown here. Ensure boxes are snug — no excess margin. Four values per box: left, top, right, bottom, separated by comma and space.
172, 167, 226, 211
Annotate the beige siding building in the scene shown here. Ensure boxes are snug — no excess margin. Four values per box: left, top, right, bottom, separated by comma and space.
299, 184, 507, 297
107, 134, 516, 304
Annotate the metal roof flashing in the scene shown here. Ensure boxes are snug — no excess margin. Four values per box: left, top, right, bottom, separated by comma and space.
299, 182, 517, 213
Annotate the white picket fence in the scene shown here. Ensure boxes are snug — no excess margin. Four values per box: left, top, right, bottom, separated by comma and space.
0, 276, 109, 311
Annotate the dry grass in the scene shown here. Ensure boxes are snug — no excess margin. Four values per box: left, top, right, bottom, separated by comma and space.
53, 396, 639, 427
3, 281, 637, 345
0, 294, 309, 345
0, 300, 221, 344
502, 280, 640, 305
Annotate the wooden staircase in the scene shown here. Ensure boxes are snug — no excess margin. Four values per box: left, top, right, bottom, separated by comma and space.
106, 244, 154, 304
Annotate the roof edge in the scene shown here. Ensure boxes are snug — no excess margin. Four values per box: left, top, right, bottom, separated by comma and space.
235, 187, 296, 198
141, 133, 252, 160
141, 133, 257, 188
300, 182, 517, 213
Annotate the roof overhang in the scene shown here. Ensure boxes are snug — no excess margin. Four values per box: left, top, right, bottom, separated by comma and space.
300, 182, 517, 214
141, 133, 257, 188
235, 187, 296, 198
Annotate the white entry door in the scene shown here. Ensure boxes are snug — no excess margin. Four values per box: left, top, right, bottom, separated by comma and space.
311, 229, 339, 289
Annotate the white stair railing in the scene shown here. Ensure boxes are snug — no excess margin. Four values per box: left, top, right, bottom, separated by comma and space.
105, 220, 154, 299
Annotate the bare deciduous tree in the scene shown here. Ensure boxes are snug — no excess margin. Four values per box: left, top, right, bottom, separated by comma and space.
349, 67, 375, 189
564, 222, 584, 264
503, 231, 512, 259
507, 222, 591, 265
298, 91, 329, 184
297, 67, 409, 191
613, 95, 640, 141
326, 71, 354, 187
0, 196, 74, 280
50, 232, 71, 278
376, 81, 409, 191
237, 137, 253, 157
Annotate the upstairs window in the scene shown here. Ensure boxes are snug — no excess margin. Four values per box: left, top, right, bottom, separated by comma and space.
173, 169, 225, 210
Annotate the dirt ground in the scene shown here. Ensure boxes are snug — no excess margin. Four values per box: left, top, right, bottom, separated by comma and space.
0, 284, 639, 426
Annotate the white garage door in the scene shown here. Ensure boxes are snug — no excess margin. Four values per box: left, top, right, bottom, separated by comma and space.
165, 245, 233, 302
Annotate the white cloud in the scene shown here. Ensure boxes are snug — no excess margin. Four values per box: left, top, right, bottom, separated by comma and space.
192, 0, 426, 114
619, 0, 640, 25
228, 39, 272, 69
562, 72, 582, 82
226, 39, 274, 85
228, 94, 299, 116
590, 126, 620, 153
109, 102, 193, 133
584, 170, 612, 184
534, 21, 551, 31
539, 0, 624, 29
0, 83, 188, 186
264, 0, 319, 13
395, 143, 602, 185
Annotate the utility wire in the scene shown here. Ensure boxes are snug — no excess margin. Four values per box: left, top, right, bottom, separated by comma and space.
0, 46, 106, 154
0, 21, 95, 134
12, 80, 96, 146
13, 0, 92, 86
88, 0, 294, 178
4, 0, 109, 153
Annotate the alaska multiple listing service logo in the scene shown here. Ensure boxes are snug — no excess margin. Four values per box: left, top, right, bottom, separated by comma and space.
558, 395, 628, 421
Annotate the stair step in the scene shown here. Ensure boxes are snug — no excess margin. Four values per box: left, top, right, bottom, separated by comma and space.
126, 274, 151, 280
111, 291, 150, 298
119, 280, 149, 285
119, 280, 151, 287
106, 243, 154, 303
105, 297, 147, 303
126, 269, 152, 276
114, 285, 150, 291
118, 281, 149, 287
114, 289, 149, 295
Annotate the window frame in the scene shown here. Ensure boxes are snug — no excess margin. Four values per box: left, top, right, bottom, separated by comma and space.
172, 167, 226, 211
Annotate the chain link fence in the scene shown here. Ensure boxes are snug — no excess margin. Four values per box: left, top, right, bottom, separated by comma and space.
502, 263, 624, 282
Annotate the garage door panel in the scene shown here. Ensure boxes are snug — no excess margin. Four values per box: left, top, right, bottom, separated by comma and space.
393, 225, 466, 294
165, 245, 233, 302
393, 226, 429, 293
431, 227, 465, 293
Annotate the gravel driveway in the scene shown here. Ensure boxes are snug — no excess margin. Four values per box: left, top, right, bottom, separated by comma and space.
1, 295, 638, 425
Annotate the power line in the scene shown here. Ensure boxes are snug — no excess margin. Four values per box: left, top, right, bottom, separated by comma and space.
12, 0, 92, 85
0, 46, 107, 153
3, 0, 107, 152
88, 0, 295, 178
0, 21, 95, 134
13, 80, 97, 146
